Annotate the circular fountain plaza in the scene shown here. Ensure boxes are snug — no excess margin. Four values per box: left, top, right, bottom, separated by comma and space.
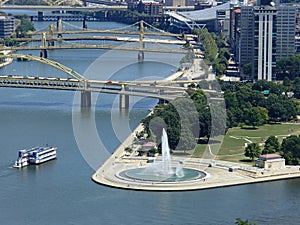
92, 129, 300, 191
92, 129, 211, 191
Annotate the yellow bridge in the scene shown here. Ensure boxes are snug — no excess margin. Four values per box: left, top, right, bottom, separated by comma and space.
0, 54, 221, 108
0, 20, 192, 60
0, 0, 84, 6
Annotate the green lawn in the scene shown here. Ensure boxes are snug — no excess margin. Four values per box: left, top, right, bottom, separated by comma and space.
192, 124, 300, 163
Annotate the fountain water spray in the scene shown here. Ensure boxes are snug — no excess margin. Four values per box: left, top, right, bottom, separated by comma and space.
161, 128, 173, 175
139, 128, 184, 179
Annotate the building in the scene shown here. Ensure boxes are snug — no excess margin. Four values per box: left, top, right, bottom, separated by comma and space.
128, 0, 163, 16
0, 15, 14, 39
167, 2, 230, 33
164, 0, 186, 7
255, 153, 285, 169
238, 1, 296, 81
253, 3, 277, 81
230, 7, 241, 63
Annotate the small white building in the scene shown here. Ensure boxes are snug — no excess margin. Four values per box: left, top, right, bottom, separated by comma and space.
255, 153, 285, 169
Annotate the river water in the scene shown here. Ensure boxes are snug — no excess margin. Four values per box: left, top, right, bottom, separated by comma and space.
0, 19, 300, 225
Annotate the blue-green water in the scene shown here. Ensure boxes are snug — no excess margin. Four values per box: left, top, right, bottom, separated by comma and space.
120, 167, 206, 182
0, 20, 300, 225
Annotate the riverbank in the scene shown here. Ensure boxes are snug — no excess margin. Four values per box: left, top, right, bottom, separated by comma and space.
91, 59, 300, 191
92, 121, 300, 191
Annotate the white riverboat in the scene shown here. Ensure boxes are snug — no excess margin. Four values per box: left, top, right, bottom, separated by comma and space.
13, 146, 57, 168
28, 147, 57, 164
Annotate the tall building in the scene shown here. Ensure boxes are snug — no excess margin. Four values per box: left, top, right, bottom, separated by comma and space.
0, 15, 14, 39
238, 1, 296, 81
239, 6, 254, 73
253, 3, 277, 81
276, 5, 296, 60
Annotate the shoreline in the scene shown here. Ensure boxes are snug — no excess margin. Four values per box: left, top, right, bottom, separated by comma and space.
91, 59, 300, 191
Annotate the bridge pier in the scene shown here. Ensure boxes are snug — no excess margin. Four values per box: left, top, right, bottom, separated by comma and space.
40, 49, 48, 58
57, 18, 63, 38
138, 20, 145, 62
83, 17, 87, 29
119, 85, 129, 110
81, 91, 91, 108
38, 11, 44, 21
119, 94, 129, 110
138, 49, 144, 62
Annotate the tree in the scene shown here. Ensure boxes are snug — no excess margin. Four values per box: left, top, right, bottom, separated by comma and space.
283, 76, 291, 87
280, 135, 300, 165
262, 136, 280, 154
235, 218, 257, 225
176, 126, 197, 151
244, 143, 261, 161
244, 106, 265, 128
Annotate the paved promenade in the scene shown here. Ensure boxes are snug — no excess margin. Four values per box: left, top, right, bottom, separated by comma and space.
92, 138, 300, 191
92, 58, 300, 191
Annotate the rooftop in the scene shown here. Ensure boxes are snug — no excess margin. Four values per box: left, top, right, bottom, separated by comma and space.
178, 2, 230, 22
259, 153, 282, 160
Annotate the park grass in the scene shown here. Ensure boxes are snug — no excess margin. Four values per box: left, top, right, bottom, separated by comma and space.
192, 123, 300, 163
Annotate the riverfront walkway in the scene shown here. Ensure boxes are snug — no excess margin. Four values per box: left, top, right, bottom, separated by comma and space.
92, 60, 300, 191
91, 121, 300, 191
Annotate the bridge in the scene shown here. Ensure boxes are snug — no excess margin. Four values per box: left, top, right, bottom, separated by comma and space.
0, 2, 194, 11
0, 0, 85, 7
0, 54, 193, 108
0, 54, 222, 108
1, 20, 191, 61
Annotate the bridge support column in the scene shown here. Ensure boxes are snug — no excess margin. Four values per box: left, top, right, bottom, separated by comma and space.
57, 18, 63, 38
40, 49, 48, 58
83, 17, 87, 29
38, 11, 44, 21
81, 91, 91, 108
138, 20, 145, 62
119, 94, 129, 110
138, 50, 144, 62
119, 85, 129, 109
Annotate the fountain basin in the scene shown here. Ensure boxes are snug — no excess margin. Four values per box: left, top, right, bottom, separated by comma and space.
118, 167, 208, 183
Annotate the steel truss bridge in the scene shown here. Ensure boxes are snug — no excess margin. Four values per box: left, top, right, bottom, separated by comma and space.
0, 54, 221, 108
0, 20, 190, 56
0, 0, 84, 6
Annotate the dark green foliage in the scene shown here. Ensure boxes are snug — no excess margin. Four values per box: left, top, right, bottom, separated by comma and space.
262, 135, 280, 154
193, 28, 218, 65
14, 15, 35, 38
244, 143, 261, 161
280, 135, 300, 165
220, 80, 298, 127
235, 218, 257, 225
141, 90, 209, 151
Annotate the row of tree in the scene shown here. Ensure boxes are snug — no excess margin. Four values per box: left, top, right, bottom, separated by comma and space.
193, 28, 231, 76
221, 80, 298, 127
245, 135, 300, 165
141, 79, 299, 153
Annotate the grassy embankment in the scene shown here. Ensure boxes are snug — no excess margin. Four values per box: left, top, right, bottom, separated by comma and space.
193, 124, 300, 163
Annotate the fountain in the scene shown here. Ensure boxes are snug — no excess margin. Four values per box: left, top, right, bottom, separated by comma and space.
118, 128, 208, 183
